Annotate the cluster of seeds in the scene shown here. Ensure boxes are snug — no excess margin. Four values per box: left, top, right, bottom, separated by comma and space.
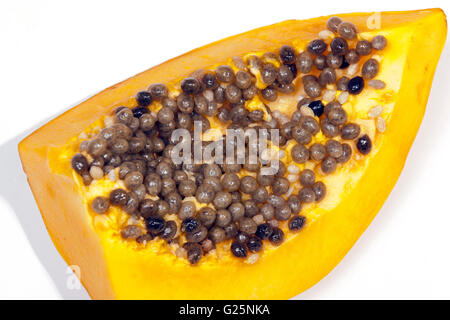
71, 16, 386, 264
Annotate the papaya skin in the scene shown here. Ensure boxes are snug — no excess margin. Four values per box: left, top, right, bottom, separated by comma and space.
18, 9, 446, 299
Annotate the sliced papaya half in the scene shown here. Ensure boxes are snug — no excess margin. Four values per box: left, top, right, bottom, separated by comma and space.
19, 9, 446, 299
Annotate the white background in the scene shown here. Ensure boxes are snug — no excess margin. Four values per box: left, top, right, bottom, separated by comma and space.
1, 0, 450, 300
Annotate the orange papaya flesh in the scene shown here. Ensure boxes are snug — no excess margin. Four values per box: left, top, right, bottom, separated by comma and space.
19, 9, 446, 299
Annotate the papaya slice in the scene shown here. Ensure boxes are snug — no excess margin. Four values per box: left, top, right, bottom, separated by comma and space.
19, 9, 446, 299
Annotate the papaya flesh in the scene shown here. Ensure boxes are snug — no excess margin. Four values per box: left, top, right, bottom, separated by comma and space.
19, 9, 446, 299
